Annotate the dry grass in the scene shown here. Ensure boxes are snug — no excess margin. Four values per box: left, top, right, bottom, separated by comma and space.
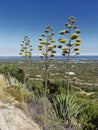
0, 74, 14, 102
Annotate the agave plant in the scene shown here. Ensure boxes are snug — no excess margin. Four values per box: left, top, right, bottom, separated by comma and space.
52, 93, 81, 129
5, 75, 32, 102
38, 25, 56, 98
58, 16, 82, 95
38, 25, 56, 130
19, 36, 33, 85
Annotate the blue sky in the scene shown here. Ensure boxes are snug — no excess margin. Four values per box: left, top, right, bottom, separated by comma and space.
0, 0, 98, 56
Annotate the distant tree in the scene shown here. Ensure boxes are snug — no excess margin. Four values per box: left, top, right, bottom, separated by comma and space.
38, 25, 56, 130
58, 16, 82, 95
19, 36, 33, 85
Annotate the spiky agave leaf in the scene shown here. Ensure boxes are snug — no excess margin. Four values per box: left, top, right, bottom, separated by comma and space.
52, 94, 81, 125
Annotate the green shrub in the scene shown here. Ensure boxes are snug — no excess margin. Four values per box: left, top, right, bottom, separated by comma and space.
6, 76, 32, 103
89, 92, 98, 99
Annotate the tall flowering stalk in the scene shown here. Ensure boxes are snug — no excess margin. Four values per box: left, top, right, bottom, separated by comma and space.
38, 25, 56, 130
19, 36, 33, 85
58, 16, 82, 95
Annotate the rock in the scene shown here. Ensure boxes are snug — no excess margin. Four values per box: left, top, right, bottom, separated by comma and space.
0, 101, 41, 130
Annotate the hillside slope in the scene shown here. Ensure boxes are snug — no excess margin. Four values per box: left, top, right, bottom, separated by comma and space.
0, 74, 41, 130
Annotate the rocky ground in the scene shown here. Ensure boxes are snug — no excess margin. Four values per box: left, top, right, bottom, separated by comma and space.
0, 101, 41, 130
0, 74, 41, 130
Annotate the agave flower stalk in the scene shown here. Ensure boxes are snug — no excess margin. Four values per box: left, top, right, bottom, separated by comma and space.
19, 36, 33, 85
38, 25, 56, 130
58, 16, 82, 95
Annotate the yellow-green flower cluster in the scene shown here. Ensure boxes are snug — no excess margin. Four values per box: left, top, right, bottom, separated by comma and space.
58, 16, 81, 57
59, 38, 66, 43
76, 29, 80, 33
67, 43, 73, 47
76, 52, 80, 55
49, 57, 54, 60
70, 34, 79, 39
62, 47, 68, 50
50, 54, 54, 57
58, 45, 62, 48
49, 38, 55, 42
59, 30, 69, 34
19, 36, 33, 58
48, 45, 54, 49
51, 50, 56, 53
38, 44, 43, 50
40, 41, 47, 44
69, 16, 76, 23
38, 37, 43, 41
38, 44, 42, 47
41, 34, 45, 37
76, 38, 82, 42
38, 25, 56, 61
74, 48, 79, 51
74, 42, 81, 46
42, 52, 48, 55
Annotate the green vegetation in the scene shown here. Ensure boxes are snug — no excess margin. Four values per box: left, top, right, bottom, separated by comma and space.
0, 57, 98, 130
0, 16, 98, 130
52, 94, 82, 129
